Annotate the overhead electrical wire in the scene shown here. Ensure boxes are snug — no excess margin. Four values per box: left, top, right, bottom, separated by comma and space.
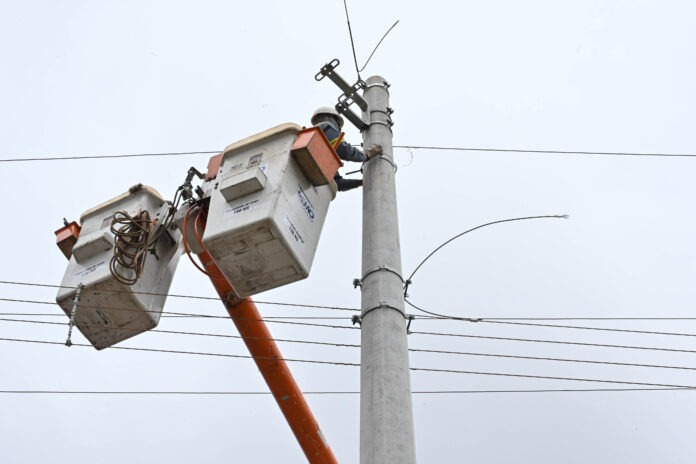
411, 329, 696, 354
0, 317, 361, 349
0, 310, 348, 321
0, 280, 360, 312
3, 146, 696, 164
1, 335, 692, 389
392, 145, 696, 158
408, 347, 696, 372
358, 20, 400, 73
409, 367, 695, 389
0, 150, 220, 163
479, 319, 696, 338
460, 316, 696, 321
405, 215, 568, 286
0, 298, 358, 330
0, 336, 360, 367
12, 279, 696, 321
406, 301, 696, 338
342, 0, 362, 79
6, 293, 696, 350
5, 295, 696, 340
0, 298, 359, 329
0, 297, 327, 320
341, 0, 399, 78
6, 316, 696, 373
0, 387, 693, 395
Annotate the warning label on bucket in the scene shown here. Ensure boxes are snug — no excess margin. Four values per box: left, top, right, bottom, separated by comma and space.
225, 198, 260, 217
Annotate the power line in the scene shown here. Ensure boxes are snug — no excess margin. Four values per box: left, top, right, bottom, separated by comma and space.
0, 150, 220, 163
8, 295, 696, 350
8, 279, 696, 321
393, 145, 696, 158
406, 304, 696, 338
0, 387, 693, 395
18, 310, 696, 323
467, 317, 696, 321
480, 319, 696, 338
8, 316, 696, 373
0, 317, 361, 349
410, 367, 695, 389
409, 347, 696, 372
342, 0, 361, 79
406, 301, 696, 334
0, 297, 359, 329
411, 330, 696, 355
7, 316, 696, 372
358, 20, 400, 73
0, 336, 360, 367
3, 146, 696, 164
8, 294, 696, 345
0, 280, 360, 312
2, 335, 694, 389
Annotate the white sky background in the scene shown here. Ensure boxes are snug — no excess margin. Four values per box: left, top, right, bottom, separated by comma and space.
1, 1, 696, 462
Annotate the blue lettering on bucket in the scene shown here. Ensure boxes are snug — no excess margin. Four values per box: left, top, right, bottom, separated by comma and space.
296, 187, 315, 222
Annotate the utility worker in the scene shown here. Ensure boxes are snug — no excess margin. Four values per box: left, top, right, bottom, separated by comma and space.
311, 106, 381, 192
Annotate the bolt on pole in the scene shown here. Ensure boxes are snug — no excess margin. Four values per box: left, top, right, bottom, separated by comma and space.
360, 75, 417, 464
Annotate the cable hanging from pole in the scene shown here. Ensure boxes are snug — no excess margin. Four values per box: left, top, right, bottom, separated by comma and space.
403, 214, 569, 299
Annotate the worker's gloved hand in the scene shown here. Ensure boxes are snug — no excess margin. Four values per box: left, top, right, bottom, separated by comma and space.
365, 144, 384, 160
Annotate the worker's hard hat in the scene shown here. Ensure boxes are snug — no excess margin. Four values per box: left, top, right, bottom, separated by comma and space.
311, 106, 344, 128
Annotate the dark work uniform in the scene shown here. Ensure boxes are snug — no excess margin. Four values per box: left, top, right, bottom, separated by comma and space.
317, 121, 365, 191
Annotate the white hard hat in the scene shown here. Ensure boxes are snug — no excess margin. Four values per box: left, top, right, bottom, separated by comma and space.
311, 106, 344, 128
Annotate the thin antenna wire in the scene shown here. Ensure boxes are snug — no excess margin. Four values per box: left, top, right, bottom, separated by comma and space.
359, 20, 400, 73
343, 0, 361, 79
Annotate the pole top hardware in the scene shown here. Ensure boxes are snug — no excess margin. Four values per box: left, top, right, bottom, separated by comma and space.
315, 59, 369, 131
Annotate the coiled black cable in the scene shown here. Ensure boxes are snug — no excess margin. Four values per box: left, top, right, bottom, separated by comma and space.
109, 211, 153, 285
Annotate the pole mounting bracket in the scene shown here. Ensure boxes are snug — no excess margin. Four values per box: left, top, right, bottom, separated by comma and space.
315, 59, 369, 131
406, 314, 415, 334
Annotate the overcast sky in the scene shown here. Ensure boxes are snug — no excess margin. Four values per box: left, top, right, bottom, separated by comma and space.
2, 1, 696, 463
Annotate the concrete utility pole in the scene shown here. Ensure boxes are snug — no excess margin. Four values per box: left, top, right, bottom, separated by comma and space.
360, 75, 417, 463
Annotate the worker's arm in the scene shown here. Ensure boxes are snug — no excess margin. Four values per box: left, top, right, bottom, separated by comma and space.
335, 140, 366, 163
318, 122, 366, 163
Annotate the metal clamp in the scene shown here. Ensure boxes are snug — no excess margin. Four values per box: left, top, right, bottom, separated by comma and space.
361, 302, 407, 320
65, 283, 84, 347
371, 155, 398, 172
406, 314, 415, 334
360, 265, 404, 285
403, 279, 412, 297
365, 81, 391, 91
366, 108, 394, 132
